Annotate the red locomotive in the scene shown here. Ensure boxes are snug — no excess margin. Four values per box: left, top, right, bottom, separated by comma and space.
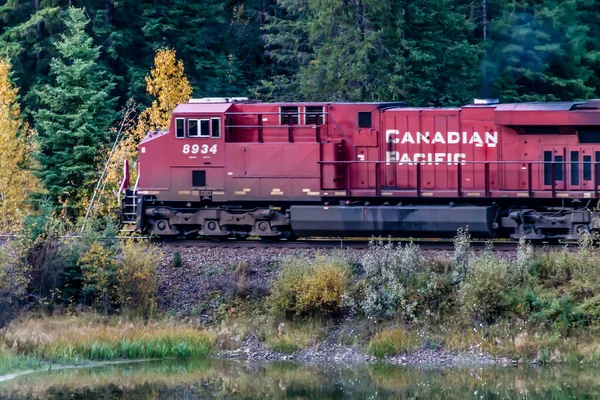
120, 98, 600, 240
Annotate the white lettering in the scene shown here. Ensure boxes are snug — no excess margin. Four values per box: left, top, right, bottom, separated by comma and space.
434, 153, 445, 165
454, 153, 467, 165
469, 132, 484, 147
417, 132, 430, 144
448, 131, 460, 144
386, 129, 400, 144
398, 153, 413, 165
386, 151, 399, 165
485, 131, 498, 147
389, 153, 468, 165
401, 131, 415, 144
432, 132, 445, 144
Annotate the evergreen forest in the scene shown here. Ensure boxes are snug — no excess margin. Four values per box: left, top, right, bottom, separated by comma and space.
0, 0, 599, 224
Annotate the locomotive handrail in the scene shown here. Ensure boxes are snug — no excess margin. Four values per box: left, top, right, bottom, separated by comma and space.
317, 159, 600, 199
224, 111, 357, 160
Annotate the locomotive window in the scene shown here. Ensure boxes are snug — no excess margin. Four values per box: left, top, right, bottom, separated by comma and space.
280, 106, 299, 125
192, 170, 206, 187
188, 120, 199, 137
544, 151, 552, 185
358, 112, 372, 128
578, 128, 600, 143
176, 118, 185, 138
211, 118, 221, 138
584, 155, 592, 181
305, 106, 324, 125
571, 151, 579, 185
555, 155, 564, 181
199, 119, 210, 137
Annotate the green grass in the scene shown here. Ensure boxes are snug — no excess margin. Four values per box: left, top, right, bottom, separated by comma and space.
2, 315, 216, 365
0, 348, 43, 375
369, 328, 421, 358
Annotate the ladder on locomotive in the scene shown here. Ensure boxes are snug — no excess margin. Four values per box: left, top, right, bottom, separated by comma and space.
120, 188, 138, 232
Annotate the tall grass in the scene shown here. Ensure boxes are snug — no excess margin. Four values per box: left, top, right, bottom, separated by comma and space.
0, 346, 42, 375
2, 315, 215, 363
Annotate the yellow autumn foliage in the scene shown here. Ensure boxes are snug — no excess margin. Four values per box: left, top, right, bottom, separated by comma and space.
100, 49, 192, 214
270, 256, 350, 316
0, 59, 41, 232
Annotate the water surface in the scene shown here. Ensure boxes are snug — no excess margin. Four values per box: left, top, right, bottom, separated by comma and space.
0, 359, 599, 399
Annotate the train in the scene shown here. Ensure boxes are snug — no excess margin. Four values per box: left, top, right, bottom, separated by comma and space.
119, 97, 600, 241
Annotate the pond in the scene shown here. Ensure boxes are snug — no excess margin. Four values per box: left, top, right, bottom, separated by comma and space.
0, 359, 599, 399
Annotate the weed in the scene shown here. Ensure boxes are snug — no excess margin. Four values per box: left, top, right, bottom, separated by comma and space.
369, 327, 420, 358
172, 251, 183, 268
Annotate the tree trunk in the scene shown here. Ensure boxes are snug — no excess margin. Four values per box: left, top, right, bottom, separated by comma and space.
105, 0, 113, 25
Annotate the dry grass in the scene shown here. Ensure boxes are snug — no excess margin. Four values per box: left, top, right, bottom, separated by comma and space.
1, 314, 215, 362
368, 327, 421, 358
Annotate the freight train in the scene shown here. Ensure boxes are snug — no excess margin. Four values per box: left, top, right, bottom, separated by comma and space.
119, 97, 600, 241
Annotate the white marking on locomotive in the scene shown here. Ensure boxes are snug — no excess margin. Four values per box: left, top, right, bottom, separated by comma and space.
386, 152, 467, 166
385, 130, 498, 147
182, 144, 218, 154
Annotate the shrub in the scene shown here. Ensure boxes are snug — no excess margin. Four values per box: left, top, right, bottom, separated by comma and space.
357, 239, 424, 320
80, 242, 118, 316
269, 256, 350, 317
452, 227, 472, 280
117, 240, 162, 318
513, 236, 534, 284
369, 327, 420, 358
172, 251, 182, 268
0, 244, 29, 326
459, 250, 510, 324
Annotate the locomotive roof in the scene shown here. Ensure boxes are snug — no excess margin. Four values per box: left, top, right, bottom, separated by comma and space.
172, 99, 600, 114
494, 102, 575, 111
173, 102, 234, 113
173, 101, 408, 113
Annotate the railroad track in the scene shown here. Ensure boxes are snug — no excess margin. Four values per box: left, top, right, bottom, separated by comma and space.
0, 234, 574, 251
160, 237, 569, 251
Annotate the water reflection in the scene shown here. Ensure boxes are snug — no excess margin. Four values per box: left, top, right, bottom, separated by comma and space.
0, 359, 598, 399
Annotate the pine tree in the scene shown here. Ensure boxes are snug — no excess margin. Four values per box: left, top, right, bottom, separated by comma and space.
260, 0, 479, 105
34, 7, 118, 219
487, 0, 597, 102
0, 59, 40, 232
0, 2, 65, 118
400, 0, 480, 106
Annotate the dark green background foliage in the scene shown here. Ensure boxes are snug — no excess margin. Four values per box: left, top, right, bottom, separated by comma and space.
1, 1, 600, 212
2, 0, 599, 109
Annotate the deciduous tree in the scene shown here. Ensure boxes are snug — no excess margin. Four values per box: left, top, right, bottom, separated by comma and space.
101, 49, 192, 214
0, 59, 40, 232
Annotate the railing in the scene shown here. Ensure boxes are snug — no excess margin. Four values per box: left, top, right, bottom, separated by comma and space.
224, 111, 357, 160
318, 160, 600, 199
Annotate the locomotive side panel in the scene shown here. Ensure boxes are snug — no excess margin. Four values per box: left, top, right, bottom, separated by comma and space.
224, 143, 321, 201
380, 107, 499, 195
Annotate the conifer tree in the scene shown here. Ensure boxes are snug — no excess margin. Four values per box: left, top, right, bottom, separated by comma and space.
0, 59, 40, 232
34, 7, 118, 219
261, 0, 480, 105
487, 0, 597, 102
400, 0, 480, 106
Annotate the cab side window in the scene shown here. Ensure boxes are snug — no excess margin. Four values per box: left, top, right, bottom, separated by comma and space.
176, 118, 185, 138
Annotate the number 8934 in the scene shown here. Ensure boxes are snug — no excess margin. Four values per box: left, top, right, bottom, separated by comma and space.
183, 144, 217, 155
